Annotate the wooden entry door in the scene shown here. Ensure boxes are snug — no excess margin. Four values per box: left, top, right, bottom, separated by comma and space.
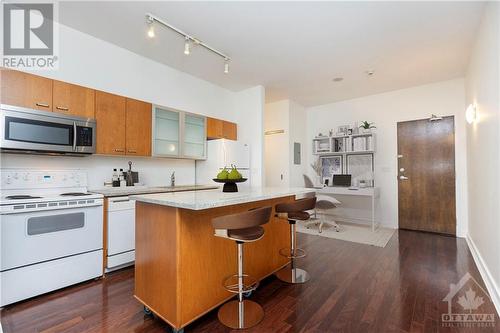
397, 116, 456, 235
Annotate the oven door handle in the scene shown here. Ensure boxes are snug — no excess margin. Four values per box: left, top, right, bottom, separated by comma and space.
72, 121, 77, 151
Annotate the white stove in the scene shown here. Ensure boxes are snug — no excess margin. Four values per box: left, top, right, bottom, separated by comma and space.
0, 169, 103, 307
1, 170, 103, 212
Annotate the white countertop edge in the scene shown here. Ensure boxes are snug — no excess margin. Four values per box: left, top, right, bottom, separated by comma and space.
130, 187, 315, 210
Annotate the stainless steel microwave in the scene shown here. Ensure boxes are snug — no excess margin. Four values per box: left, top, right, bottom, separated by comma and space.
0, 104, 96, 155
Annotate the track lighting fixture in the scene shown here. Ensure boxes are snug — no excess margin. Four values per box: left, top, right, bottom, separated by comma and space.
146, 15, 155, 38
147, 26, 155, 38
145, 13, 231, 74
184, 37, 191, 55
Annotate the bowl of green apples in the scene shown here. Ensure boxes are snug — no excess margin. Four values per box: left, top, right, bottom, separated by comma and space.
213, 165, 247, 192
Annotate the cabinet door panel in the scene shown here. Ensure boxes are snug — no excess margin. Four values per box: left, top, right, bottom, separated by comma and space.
182, 114, 206, 159
222, 121, 237, 140
1, 69, 53, 111
126, 99, 152, 156
95, 91, 126, 155
53, 80, 95, 118
206, 117, 223, 139
153, 107, 180, 157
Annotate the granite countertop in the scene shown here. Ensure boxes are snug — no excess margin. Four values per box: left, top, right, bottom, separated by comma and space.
130, 187, 315, 210
89, 184, 219, 197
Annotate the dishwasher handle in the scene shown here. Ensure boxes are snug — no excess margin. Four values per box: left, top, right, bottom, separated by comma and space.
108, 196, 136, 211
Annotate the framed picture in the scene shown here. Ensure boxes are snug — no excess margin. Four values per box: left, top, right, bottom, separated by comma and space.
336, 125, 349, 136
346, 154, 374, 186
320, 155, 343, 181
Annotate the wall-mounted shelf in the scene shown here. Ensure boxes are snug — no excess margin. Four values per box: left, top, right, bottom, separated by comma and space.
313, 133, 376, 155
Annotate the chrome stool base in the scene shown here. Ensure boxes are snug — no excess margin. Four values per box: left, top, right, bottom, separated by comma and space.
275, 266, 310, 284
279, 247, 306, 259
218, 299, 264, 329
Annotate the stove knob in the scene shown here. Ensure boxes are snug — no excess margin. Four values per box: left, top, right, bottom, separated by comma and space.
5, 176, 12, 184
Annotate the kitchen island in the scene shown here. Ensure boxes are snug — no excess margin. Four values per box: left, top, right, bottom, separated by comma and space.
131, 187, 314, 332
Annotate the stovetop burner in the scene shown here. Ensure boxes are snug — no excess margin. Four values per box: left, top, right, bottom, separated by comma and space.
5, 195, 42, 200
60, 192, 92, 197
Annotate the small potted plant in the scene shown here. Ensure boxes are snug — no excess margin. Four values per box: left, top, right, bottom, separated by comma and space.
359, 121, 376, 133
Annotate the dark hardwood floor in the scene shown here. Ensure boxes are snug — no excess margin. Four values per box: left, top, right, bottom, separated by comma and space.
1, 230, 498, 333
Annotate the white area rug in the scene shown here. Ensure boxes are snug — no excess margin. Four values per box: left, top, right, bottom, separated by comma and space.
296, 220, 396, 248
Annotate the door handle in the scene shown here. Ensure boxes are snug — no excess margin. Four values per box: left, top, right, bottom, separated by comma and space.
399, 175, 409, 180
35, 102, 50, 108
56, 106, 69, 111
114, 148, 125, 153
72, 122, 77, 151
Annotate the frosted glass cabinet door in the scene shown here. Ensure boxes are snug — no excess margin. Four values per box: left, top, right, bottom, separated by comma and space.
154, 107, 180, 157
182, 114, 206, 159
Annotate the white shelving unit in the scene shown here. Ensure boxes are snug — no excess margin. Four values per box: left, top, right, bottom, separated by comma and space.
313, 133, 376, 155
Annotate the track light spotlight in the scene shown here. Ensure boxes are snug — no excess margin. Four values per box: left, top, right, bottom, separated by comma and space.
147, 26, 155, 38
224, 59, 229, 74
184, 37, 191, 55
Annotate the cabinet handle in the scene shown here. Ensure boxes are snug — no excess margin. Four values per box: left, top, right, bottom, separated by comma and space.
127, 149, 137, 154
114, 148, 125, 153
35, 102, 49, 108
56, 106, 69, 111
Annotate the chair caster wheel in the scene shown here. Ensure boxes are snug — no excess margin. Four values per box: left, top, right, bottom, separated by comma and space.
243, 290, 253, 298
143, 306, 153, 316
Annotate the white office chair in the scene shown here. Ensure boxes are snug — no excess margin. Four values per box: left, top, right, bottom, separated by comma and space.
303, 175, 341, 233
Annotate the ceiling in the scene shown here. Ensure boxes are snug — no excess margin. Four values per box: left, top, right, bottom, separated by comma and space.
59, 1, 484, 107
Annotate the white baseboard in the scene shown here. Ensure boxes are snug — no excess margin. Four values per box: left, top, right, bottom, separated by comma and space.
466, 234, 500, 316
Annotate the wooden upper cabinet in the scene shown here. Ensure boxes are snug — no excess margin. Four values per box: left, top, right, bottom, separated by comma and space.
207, 117, 223, 139
126, 98, 152, 156
206, 117, 237, 140
52, 80, 95, 118
95, 91, 126, 155
1, 69, 53, 111
222, 121, 237, 140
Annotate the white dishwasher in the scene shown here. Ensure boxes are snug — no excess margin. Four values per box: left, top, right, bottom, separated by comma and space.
106, 196, 135, 271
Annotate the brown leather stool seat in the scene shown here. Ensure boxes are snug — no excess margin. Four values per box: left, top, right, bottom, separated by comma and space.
212, 206, 272, 329
275, 197, 316, 284
287, 211, 310, 221
227, 226, 265, 241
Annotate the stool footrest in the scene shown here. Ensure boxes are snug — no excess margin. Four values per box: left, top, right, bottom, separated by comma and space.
223, 274, 259, 294
279, 247, 306, 259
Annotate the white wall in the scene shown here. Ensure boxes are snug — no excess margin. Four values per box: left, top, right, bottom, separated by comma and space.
2, 22, 264, 188
464, 2, 500, 312
264, 100, 290, 187
233, 86, 266, 187
289, 101, 307, 187
264, 99, 307, 188
306, 79, 467, 234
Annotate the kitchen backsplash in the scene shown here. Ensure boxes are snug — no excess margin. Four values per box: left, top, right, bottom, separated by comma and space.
0, 153, 195, 189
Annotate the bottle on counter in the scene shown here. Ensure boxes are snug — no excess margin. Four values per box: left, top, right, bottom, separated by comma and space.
112, 168, 120, 187
119, 168, 126, 187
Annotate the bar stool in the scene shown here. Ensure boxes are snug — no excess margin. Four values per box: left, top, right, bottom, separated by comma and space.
275, 197, 317, 284
212, 206, 272, 329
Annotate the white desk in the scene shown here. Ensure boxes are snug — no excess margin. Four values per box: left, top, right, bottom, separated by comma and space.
316, 186, 380, 231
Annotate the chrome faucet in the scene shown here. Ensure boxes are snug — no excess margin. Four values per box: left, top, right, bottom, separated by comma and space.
170, 171, 175, 187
